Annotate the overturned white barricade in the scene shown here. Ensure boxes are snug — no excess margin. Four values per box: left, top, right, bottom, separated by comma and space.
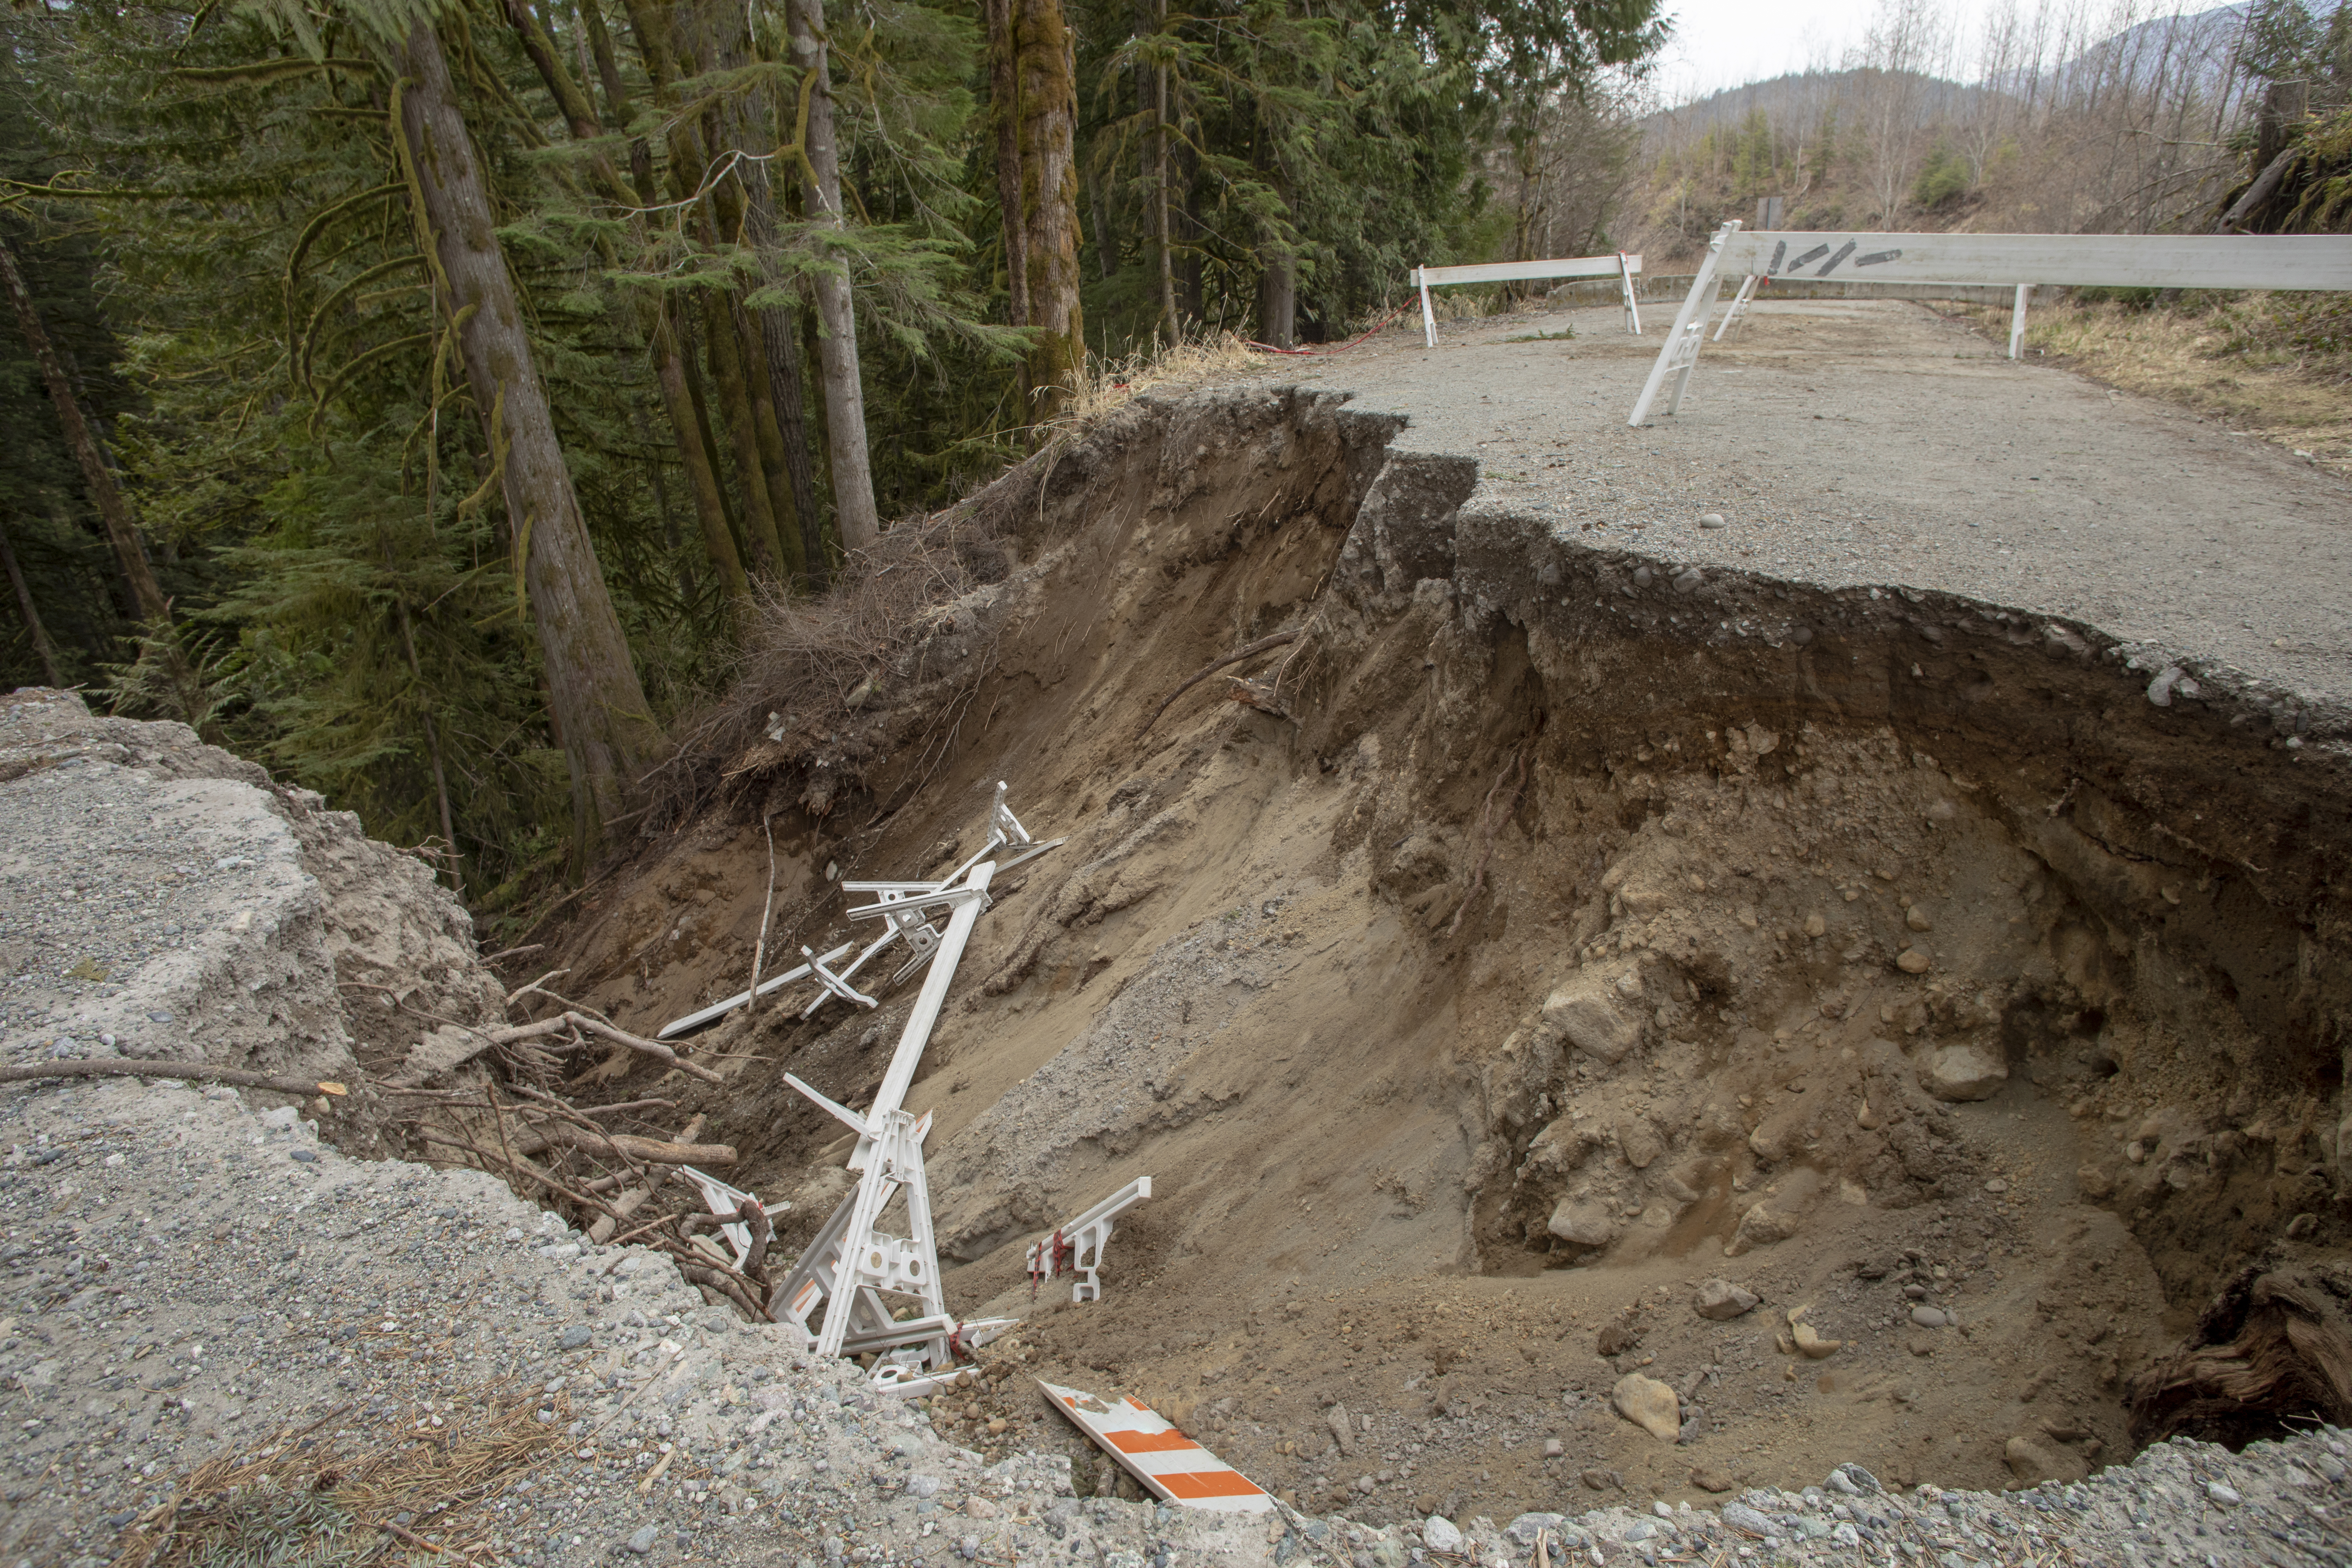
768, 783, 1063, 1393
1026, 1177, 1152, 1303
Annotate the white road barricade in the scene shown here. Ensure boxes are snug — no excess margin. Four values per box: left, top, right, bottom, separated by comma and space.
1026, 1177, 1151, 1303
1039, 1380, 1275, 1513
1630, 223, 2352, 426
1412, 252, 1643, 345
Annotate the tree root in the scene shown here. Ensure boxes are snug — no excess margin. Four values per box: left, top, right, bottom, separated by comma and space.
1140, 629, 1298, 735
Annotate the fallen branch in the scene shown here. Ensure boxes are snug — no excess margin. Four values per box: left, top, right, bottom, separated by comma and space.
1140, 629, 1298, 735
0, 1059, 348, 1096
493, 1011, 723, 1084
511, 1124, 737, 1167
682, 1262, 770, 1322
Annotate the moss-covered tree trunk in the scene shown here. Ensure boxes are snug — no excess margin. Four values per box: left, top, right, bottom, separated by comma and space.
987, 0, 1085, 429
396, 18, 659, 847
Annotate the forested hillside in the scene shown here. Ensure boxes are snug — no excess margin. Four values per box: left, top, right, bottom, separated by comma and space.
0, 0, 1663, 915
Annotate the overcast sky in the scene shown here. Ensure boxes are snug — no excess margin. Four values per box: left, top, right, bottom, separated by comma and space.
1643, 0, 2211, 99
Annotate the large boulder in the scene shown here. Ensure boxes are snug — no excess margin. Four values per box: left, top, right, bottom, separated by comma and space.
1920, 1042, 2008, 1102
1542, 971, 1644, 1063
1548, 1196, 1617, 1247
1611, 1373, 1681, 1441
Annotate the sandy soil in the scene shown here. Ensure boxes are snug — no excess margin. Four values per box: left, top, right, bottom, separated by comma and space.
1262, 299, 2352, 715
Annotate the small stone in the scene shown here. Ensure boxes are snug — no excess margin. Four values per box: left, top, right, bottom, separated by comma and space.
1611, 1372, 1681, 1441
1691, 1466, 1736, 1494
1693, 1279, 1760, 1320
1802, 913, 1827, 937
2077, 1164, 2116, 1199
1699, 513, 1727, 528
289, 1148, 317, 1163
967, 1498, 998, 1519
1325, 1402, 1356, 1457
1542, 1438, 1563, 1458
1910, 1306, 1949, 1329
2207, 1482, 2241, 1506
1984, 1177, 2010, 1194
1721, 1502, 1775, 1537
625, 1525, 660, 1555
1672, 567, 1704, 593
1421, 1516, 1463, 1554
1905, 905, 1933, 932
1580, 1468, 1622, 1492
1895, 948, 1932, 974
560, 1325, 592, 1349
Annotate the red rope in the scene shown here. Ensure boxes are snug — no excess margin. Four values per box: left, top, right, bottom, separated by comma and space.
1243, 301, 1414, 357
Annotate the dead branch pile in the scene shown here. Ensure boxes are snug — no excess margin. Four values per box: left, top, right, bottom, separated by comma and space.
392, 1079, 776, 1323
642, 504, 1014, 834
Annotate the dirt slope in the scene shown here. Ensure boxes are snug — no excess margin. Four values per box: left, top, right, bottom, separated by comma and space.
529, 378, 2351, 1527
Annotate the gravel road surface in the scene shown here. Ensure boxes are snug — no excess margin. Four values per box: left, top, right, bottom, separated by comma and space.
1260, 298, 2352, 715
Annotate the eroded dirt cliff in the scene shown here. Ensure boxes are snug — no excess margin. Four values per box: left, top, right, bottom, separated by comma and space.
524, 384, 2351, 1521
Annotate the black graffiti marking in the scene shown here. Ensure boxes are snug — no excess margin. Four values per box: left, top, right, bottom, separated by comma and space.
1767, 241, 1788, 276
1816, 241, 1859, 275
1854, 249, 1904, 267
1786, 244, 1830, 271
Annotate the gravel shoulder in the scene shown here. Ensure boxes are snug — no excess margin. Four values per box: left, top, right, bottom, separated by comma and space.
10, 1070, 2352, 1568
1258, 298, 2352, 715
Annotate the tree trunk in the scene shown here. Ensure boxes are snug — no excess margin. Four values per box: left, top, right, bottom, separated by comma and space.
1256, 247, 1294, 349
986, 0, 1030, 336
1010, 0, 1084, 425
786, 0, 880, 552
397, 18, 659, 847
650, 303, 749, 605
500, 0, 749, 615
700, 290, 791, 580
0, 232, 170, 628
0, 504, 64, 686
1151, 13, 1179, 343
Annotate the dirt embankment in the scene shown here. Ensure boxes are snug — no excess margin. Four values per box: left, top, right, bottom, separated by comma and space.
527, 383, 2352, 1524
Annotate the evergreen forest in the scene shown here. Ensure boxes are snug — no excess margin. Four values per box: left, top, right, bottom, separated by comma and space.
0, 0, 1667, 918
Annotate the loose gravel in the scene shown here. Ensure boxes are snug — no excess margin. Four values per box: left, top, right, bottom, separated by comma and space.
9, 1068, 2352, 1567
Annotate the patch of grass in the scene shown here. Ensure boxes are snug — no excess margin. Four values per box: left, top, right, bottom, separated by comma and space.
1945, 291, 2352, 474
113, 1392, 559, 1568
1504, 328, 1575, 342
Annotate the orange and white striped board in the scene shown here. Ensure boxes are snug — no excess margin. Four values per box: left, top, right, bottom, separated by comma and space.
1036, 1380, 1274, 1514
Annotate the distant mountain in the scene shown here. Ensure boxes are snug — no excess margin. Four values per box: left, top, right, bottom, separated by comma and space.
1642, 68, 1994, 141
1649, 4, 2251, 136
2032, 5, 2246, 97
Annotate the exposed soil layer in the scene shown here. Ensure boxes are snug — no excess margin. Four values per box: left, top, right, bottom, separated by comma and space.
529, 378, 2352, 1526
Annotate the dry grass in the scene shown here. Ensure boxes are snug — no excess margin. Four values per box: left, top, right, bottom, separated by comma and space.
111, 1390, 560, 1568
1049, 329, 1263, 432
1946, 292, 2352, 475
